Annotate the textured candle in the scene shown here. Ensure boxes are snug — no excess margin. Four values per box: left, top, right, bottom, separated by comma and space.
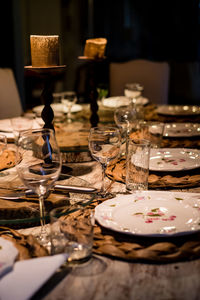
30, 35, 59, 67
84, 38, 107, 59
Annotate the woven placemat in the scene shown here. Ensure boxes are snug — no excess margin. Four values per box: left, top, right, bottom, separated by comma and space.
2, 199, 200, 264
0, 226, 48, 260
106, 157, 200, 189
88, 199, 200, 263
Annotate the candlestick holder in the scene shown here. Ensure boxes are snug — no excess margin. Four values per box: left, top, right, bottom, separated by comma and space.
78, 56, 106, 127
24, 65, 66, 130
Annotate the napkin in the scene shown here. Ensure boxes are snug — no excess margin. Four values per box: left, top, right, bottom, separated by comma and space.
0, 238, 18, 279
0, 254, 67, 300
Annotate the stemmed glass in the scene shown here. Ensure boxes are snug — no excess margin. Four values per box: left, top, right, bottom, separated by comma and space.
114, 106, 137, 156
16, 128, 62, 245
88, 127, 121, 198
124, 83, 144, 105
61, 91, 77, 123
10, 116, 34, 143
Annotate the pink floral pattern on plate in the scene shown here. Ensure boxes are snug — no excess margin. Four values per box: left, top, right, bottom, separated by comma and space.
133, 208, 176, 224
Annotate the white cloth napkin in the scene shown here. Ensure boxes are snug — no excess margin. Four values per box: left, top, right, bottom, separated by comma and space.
0, 238, 18, 279
0, 254, 67, 300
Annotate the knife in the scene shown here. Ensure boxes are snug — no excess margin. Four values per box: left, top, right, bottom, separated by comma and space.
0, 185, 98, 200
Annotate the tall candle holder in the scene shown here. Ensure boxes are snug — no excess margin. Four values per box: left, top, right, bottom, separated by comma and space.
24, 66, 66, 130
78, 56, 106, 127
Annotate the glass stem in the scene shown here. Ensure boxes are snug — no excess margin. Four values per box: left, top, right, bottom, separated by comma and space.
101, 163, 107, 196
39, 195, 46, 235
67, 106, 72, 123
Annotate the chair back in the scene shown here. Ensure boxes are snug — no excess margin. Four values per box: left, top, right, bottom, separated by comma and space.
109, 59, 170, 104
0, 68, 23, 118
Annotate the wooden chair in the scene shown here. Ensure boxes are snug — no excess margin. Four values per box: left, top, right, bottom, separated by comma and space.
0, 68, 23, 119
109, 59, 170, 104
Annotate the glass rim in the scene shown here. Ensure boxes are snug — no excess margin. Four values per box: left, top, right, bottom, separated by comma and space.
18, 128, 55, 137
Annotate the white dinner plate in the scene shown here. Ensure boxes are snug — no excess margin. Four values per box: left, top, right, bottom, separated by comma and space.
0, 237, 18, 278
95, 191, 200, 237
0, 119, 12, 132
157, 105, 200, 116
33, 103, 82, 115
102, 96, 149, 108
149, 148, 200, 172
0, 118, 41, 138
164, 123, 200, 137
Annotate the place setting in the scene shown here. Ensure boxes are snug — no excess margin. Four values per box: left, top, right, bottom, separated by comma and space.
106, 119, 200, 189
91, 132, 200, 263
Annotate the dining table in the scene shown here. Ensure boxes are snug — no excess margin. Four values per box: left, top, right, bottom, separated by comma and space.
0, 100, 200, 300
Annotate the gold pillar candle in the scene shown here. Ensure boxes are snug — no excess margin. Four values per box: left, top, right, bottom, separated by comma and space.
84, 38, 107, 59
30, 35, 60, 67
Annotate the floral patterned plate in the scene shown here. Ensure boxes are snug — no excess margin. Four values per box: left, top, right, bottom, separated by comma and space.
149, 148, 200, 172
164, 123, 200, 137
95, 191, 200, 237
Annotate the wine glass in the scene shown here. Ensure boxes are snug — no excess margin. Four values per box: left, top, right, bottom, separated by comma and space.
124, 83, 144, 105
16, 128, 62, 246
61, 91, 77, 123
88, 127, 121, 198
10, 116, 34, 143
114, 106, 137, 156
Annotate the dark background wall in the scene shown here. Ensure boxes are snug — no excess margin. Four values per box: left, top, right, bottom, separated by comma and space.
0, 0, 200, 110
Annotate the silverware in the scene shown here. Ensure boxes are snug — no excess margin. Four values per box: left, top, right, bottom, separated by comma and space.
0, 185, 98, 200
54, 184, 98, 194
0, 190, 36, 200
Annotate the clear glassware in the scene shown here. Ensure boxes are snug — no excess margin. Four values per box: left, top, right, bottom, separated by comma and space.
16, 128, 62, 246
10, 116, 34, 142
0, 134, 7, 155
114, 106, 137, 155
88, 127, 121, 198
124, 83, 144, 104
61, 91, 77, 123
52, 92, 63, 103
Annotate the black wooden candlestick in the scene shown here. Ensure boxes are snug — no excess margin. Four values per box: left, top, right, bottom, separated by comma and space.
78, 56, 106, 127
24, 66, 66, 130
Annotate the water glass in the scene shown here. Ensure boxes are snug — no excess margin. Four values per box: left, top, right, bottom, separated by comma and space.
126, 139, 150, 192
50, 205, 94, 263
114, 106, 137, 156
139, 121, 165, 148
